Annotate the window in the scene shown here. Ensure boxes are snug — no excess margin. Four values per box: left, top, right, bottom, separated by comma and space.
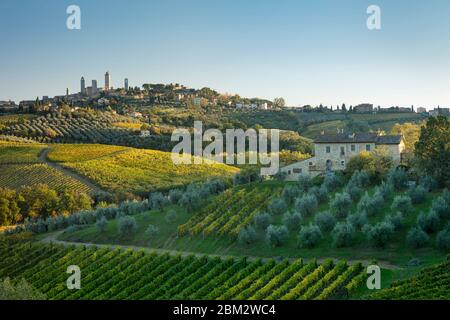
309, 162, 313, 166
288, 170, 291, 175
366, 144, 371, 151
293, 168, 302, 174
326, 146, 331, 153
340, 146, 345, 156
351, 145, 356, 152
341, 160, 345, 166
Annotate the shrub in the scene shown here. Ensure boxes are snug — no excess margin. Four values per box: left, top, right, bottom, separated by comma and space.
376, 181, 394, 200
442, 189, 450, 206
363, 221, 395, 248
332, 222, 355, 247
268, 198, 287, 215
417, 211, 440, 234
407, 185, 427, 204
406, 227, 429, 248
265, 225, 289, 247
145, 224, 160, 242
253, 212, 272, 230
179, 190, 202, 213
282, 185, 300, 205
436, 223, 450, 251
295, 194, 318, 218
330, 192, 352, 219
118, 216, 137, 237
165, 210, 177, 224
348, 170, 370, 188
314, 211, 337, 233
148, 192, 169, 211
387, 168, 408, 190
297, 224, 323, 248
298, 175, 312, 192
238, 226, 257, 245
345, 184, 362, 202
384, 212, 404, 231
346, 211, 368, 231
431, 197, 450, 220
323, 173, 344, 191
391, 195, 413, 215
419, 175, 438, 192
168, 189, 183, 204
96, 216, 108, 232
282, 212, 302, 231
357, 192, 384, 217
308, 185, 329, 203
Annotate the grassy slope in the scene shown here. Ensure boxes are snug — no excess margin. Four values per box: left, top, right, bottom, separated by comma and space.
58, 182, 448, 267
47, 143, 239, 196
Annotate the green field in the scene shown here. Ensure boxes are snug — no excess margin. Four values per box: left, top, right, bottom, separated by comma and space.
0, 240, 365, 300
46, 144, 239, 196
0, 142, 45, 164
0, 163, 93, 194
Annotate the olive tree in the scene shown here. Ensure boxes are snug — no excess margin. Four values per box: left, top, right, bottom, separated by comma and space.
297, 224, 323, 248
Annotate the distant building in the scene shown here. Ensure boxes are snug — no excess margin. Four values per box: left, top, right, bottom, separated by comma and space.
0, 100, 18, 113
354, 104, 373, 113
80, 77, 86, 95
417, 107, 427, 114
429, 107, 449, 116
105, 71, 111, 91
124, 78, 129, 91
281, 133, 405, 179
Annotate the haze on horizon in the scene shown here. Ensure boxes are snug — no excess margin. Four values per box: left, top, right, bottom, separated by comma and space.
1, 0, 449, 110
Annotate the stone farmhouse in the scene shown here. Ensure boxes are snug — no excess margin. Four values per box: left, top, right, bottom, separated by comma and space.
281, 133, 405, 180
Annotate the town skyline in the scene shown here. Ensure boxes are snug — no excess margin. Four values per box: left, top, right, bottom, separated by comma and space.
1, 0, 450, 109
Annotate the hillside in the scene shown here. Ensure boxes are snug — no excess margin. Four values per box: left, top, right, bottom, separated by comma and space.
46, 144, 239, 197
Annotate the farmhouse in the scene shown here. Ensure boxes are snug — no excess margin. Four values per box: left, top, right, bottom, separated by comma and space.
281, 132, 405, 180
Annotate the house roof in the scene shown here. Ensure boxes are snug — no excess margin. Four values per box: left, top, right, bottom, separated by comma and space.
314, 133, 402, 145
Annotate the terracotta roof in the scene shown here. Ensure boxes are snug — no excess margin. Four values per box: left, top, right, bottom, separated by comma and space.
314, 133, 402, 144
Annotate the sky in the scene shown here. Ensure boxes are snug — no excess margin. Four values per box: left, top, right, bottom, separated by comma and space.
0, 0, 449, 109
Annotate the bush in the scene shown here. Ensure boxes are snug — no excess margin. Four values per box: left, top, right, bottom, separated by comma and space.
148, 192, 169, 211
297, 224, 323, 248
376, 181, 394, 200
145, 224, 160, 242
348, 170, 370, 188
431, 197, 450, 220
118, 216, 137, 237
391, 195, 413, 215
436, 223, 450, 251
298, 175, 312, 192
168, 189, 183, 204
238, 226, 257, 245
323, 173, 344, 191
265, 225, 289, 247
442, 189, 450, 206
417, 211, 440, 234
268, 198, 287, 215
295, 194, 318, 218
165, 210, 177, 224
363, 221, 395, 248
330, 192, 352, 219
282, 185, 300, 205
406, 227, 429, 248
332, 222, 355, 248
314, 211, 336, 233
282, 212, 302, 231
346, 211, 368, 231
179, 190, 202, 213
253, 212, 272, 230
308, 185, 329, 203
96, 216, 108, 232
357, 192, 384, 217
387, 168, 408, 190
384, 212, 404, 231
407, 185, 427, 204
419, 175, 438, 192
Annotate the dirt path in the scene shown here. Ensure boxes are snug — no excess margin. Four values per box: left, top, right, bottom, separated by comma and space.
40, 231, 403, 270
38, 148, 110, 196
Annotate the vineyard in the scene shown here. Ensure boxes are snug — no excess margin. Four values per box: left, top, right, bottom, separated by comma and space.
0, 164, 93, 194
0, 112, 173, 151
370, 257, 450, 300
0, 142, 45, 164
178, 183, 283, 237
0, 240, 365, 300
47, 144, 239, 196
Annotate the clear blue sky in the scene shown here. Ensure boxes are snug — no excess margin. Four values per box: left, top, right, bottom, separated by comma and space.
1, 0, 449, 109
